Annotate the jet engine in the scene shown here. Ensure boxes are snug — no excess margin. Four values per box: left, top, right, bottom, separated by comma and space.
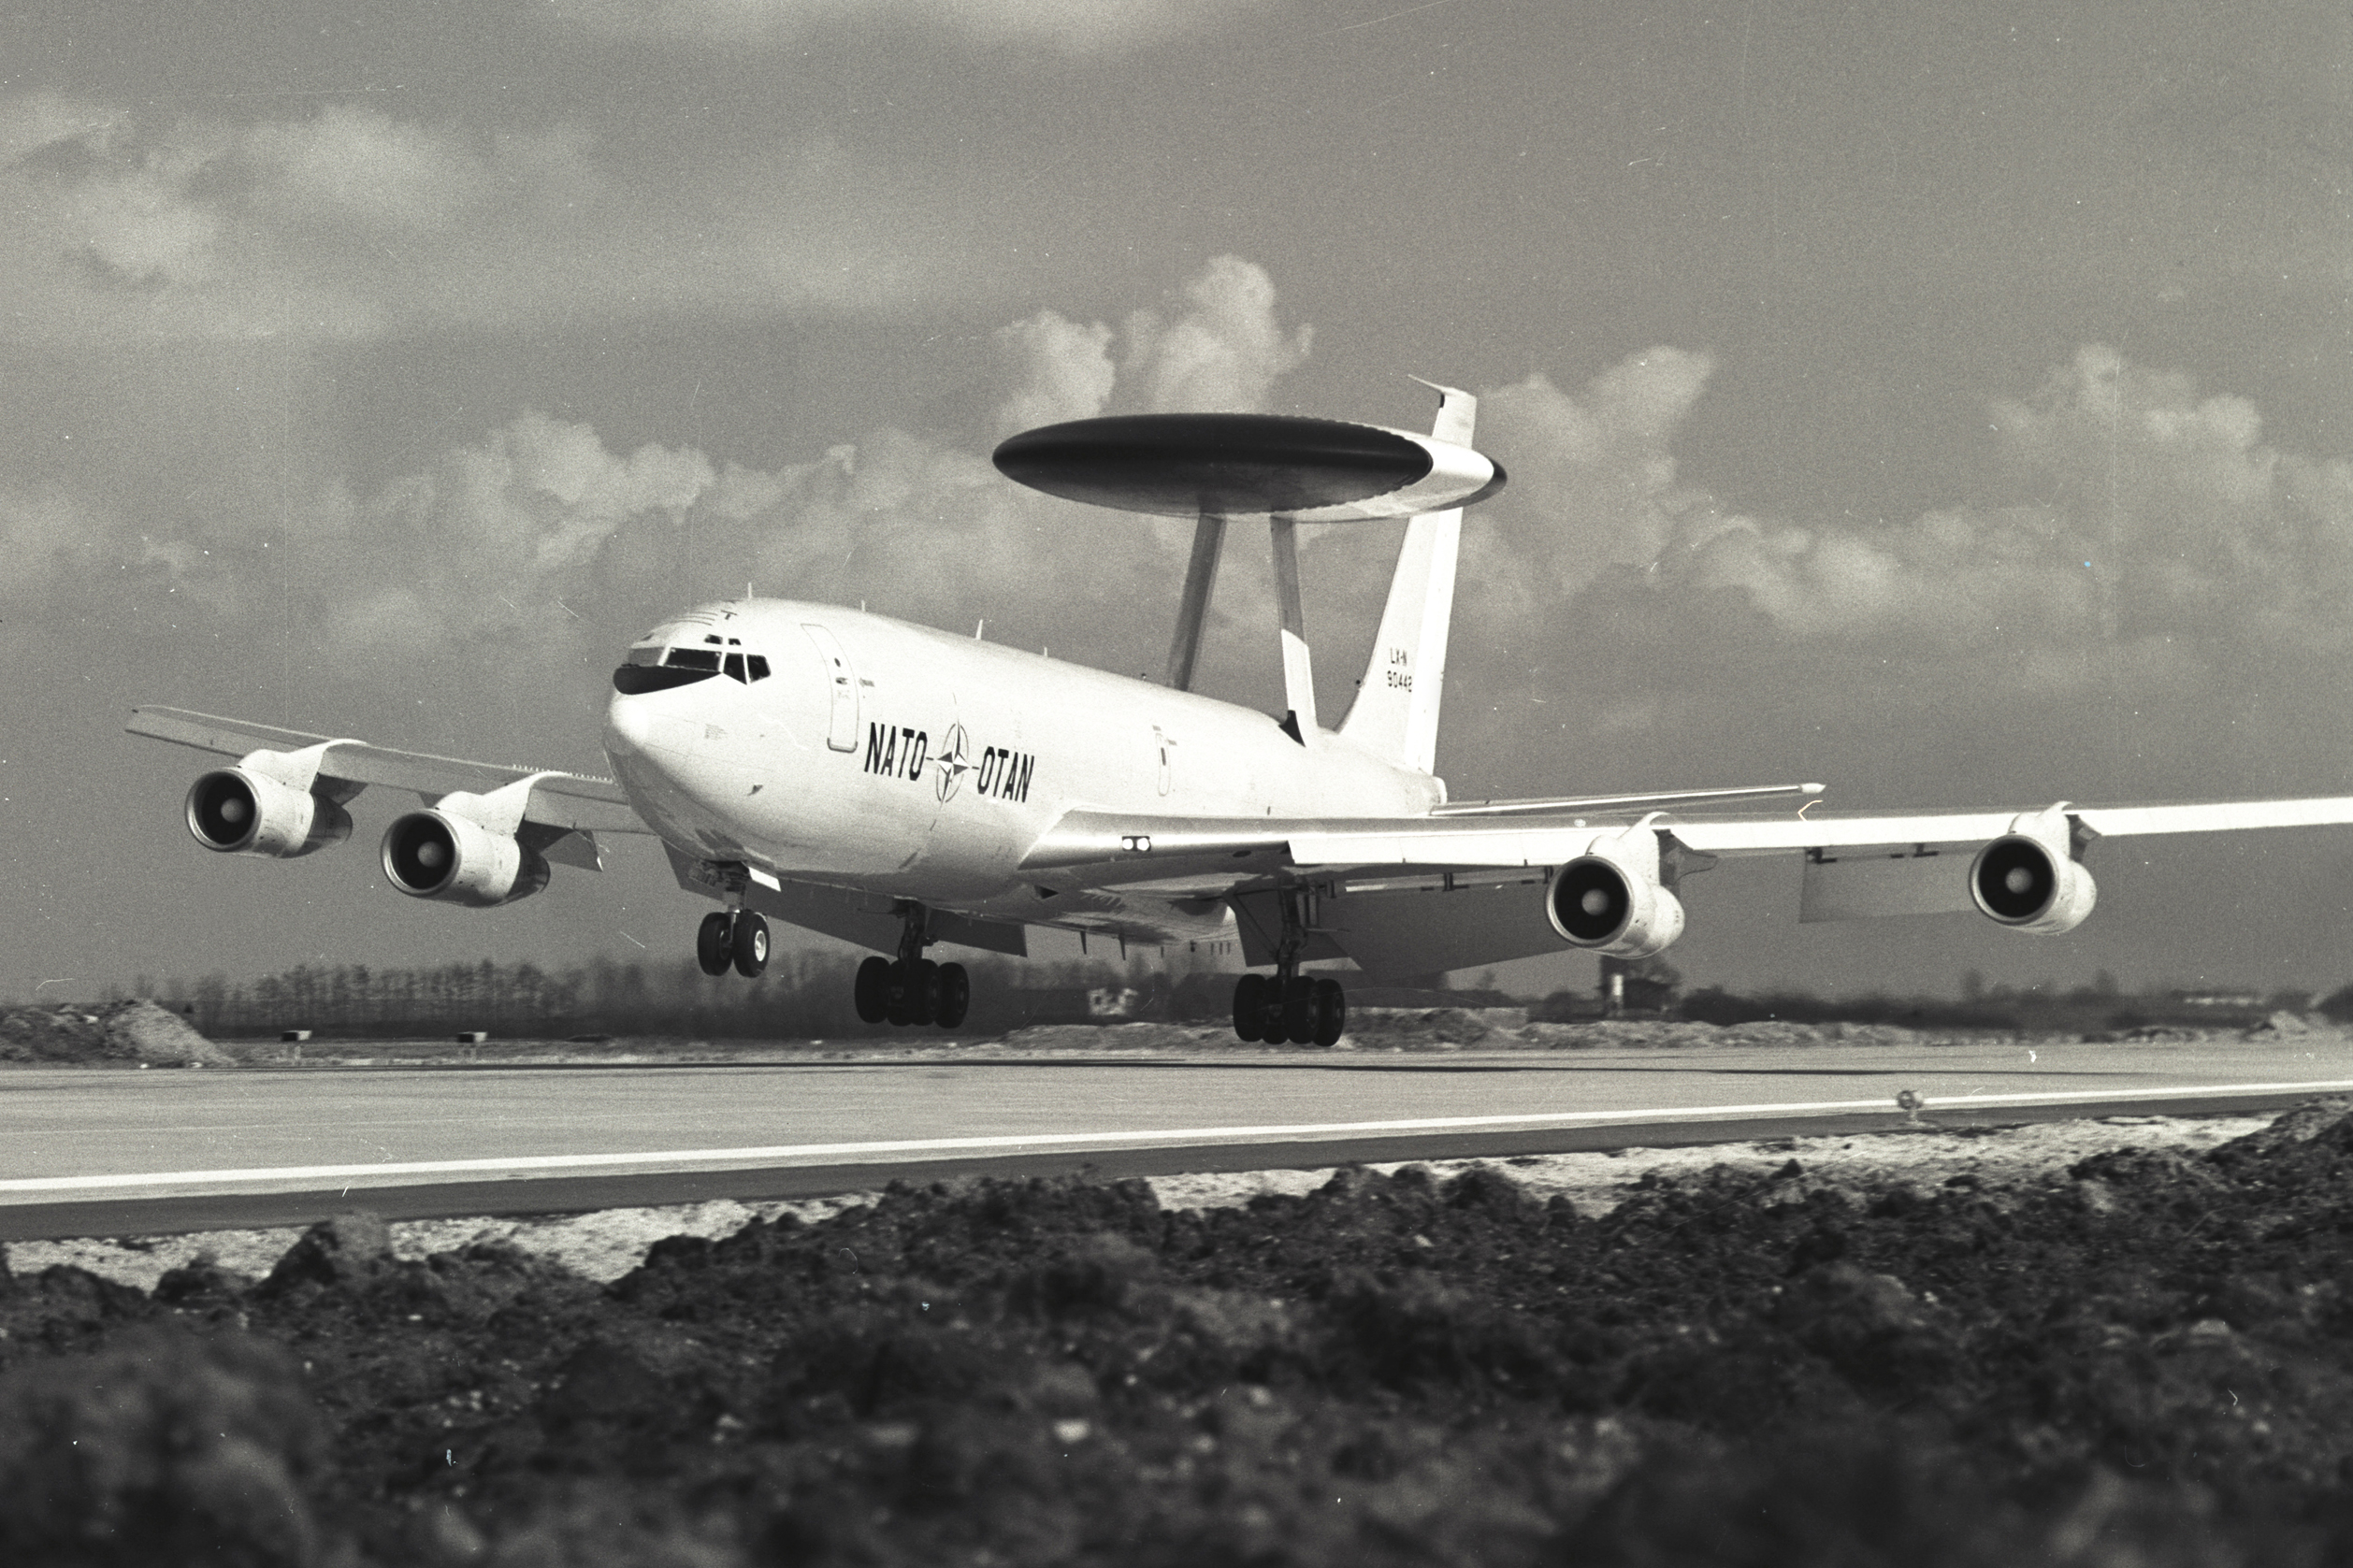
184, 768, 353, 858
1546, 845, 1686, 959
1969, 834, 2097, 935
381, 809, 550, 907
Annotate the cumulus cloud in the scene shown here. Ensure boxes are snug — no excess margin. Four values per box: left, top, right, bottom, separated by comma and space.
0, 93, 966, 343
545, 0, 1250, 53
1427, 338, 2353, 811
0, 256, 1314, 733
1465, 349, 1714, 612
1647, 346, 2353, 672
992, 309, 1117, 436
317, 413, 718, 661
718, 254, 1306, 655
1455, 342, 2353, 684
240, 106, 491, 234
1118, 256, 1312, 414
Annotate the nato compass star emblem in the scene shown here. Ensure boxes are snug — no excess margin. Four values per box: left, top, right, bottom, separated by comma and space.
934, 723, 975, 801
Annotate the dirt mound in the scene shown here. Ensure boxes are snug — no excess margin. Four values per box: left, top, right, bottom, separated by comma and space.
993, 1021, 1234, 1054
1344, 1005, 1530, 1049
0, 1000, 229, 1066
14, 1104, 2353, 1561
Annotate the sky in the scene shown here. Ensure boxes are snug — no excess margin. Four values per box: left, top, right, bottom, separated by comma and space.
2, 0, 2348, 1006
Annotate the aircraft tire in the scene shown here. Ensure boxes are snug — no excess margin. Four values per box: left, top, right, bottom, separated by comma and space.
854, 957, 892, 1024
1311, 978, 1346, 1047
935, 962, 970, 1029
1281, 977, 1317, 1046
731, 912, 771, 978
885, 964, 915, 1026
1231, 973, 1267, 1042
912, 959, 941, 1027
696, 913, 734, 976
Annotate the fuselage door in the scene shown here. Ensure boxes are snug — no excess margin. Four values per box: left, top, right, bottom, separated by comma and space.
802, 623, 860, 753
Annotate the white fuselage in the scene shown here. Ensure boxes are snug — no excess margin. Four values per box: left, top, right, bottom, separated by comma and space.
600, 598, 1443, 934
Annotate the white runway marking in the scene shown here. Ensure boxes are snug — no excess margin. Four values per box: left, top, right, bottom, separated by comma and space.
6, 1078, 2349, 1196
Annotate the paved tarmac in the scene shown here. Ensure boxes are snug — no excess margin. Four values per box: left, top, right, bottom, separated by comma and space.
4, 1036, 2348, 1240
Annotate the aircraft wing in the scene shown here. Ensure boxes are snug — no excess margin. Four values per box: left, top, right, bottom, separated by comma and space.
1028, 793, 2353, 882
126, 705, 650, 836
1024, 792, 2353, 972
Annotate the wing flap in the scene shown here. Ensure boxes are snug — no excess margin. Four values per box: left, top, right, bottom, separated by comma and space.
1431, 782, 1821, 817
1291, 824, 1597, 867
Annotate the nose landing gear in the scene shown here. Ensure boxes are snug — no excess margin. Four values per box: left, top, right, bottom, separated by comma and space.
851, 904, 970, 1029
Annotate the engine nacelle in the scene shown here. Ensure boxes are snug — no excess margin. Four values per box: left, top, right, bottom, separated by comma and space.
184, 768, 353, 858
1970, 834, 2097, 935
381, 810, 550, 907
1546, 848, 1687, 959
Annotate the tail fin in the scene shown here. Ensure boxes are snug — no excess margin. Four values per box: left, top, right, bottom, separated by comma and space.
1338, 381, 1471, 776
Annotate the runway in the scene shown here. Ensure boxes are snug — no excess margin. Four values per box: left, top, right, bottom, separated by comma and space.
4, 1035, 2348, 1241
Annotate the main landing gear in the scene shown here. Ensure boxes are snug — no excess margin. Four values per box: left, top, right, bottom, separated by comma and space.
1229, 884, 1346, 1045
696, 909, 770, 978
852, 903, 970, 1029
1233, 971, 1346, 1046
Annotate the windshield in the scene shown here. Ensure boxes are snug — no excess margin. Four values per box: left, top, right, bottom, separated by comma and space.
611, 639, 772, 694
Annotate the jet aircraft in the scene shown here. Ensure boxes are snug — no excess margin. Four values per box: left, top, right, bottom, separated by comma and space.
131, 385, 2353, 1043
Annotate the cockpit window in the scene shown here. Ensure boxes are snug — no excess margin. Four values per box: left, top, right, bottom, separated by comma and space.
612, 640, 769, 694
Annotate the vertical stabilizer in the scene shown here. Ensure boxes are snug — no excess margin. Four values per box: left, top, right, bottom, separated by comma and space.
1337, 382, 1471, 776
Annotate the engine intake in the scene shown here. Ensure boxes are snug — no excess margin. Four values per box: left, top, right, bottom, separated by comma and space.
184, 769, 352, 858
1547, 849, 1686, 959
381, 810, 550, 907
1970, 835, 2097, 935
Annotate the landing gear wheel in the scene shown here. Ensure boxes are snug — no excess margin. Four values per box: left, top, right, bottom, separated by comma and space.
911, 958, 941, 1027
935, 962, 970, 1029
1232, 973, 1268, 1043
1310, 977, 1347, 1047
696, 913, 734, 976
854, 957, 891, 1024
1281, 977, 1317, 1045
885, 958, 920, 1027
731, 911, 770, 978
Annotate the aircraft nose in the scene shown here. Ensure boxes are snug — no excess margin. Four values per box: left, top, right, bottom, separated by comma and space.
604, 691, 659, 758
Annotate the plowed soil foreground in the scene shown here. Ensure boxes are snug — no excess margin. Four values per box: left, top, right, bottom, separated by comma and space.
15, 1107, 2353, 1566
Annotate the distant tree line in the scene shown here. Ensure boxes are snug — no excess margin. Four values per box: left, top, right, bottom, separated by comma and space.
1532, 958, 2337, 1033
123, 952, 1174, 1040
113, 952, 2353, 1041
